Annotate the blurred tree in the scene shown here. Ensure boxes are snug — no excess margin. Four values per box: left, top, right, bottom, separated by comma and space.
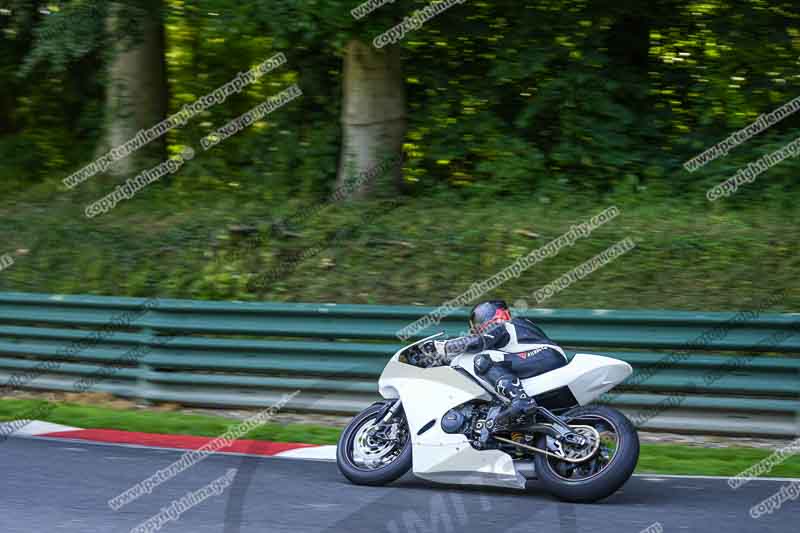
102, 0, 168, 178
215, 0, 415, 198
2, 0, 799, 201
337, 40, 405, 197
0, 0, 107, 188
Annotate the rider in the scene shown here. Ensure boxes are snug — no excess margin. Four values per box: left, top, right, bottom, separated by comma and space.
418, 300, 569, 444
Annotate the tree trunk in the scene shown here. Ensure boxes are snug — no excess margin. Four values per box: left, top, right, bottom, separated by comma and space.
102, 1, 168, 180
0, 89, 15, 135
336, 39, 406, 200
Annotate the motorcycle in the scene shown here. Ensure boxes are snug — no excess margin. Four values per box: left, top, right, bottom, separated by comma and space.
336, 332, 640, 502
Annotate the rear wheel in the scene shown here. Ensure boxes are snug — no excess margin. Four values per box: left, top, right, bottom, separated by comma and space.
336, 401, 412, 486
533, 405, 639, 503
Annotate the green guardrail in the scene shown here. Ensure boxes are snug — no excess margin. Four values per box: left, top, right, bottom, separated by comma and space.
0, 292, 797, 437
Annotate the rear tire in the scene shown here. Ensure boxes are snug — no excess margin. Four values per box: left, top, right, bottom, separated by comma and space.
533, 405, 639, 503
337, 401, 412, 486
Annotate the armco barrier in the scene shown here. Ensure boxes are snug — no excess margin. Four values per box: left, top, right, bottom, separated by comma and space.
0, 292, 798, 437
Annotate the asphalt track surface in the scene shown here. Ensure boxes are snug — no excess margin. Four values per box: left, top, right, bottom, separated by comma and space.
2, 437, 798, 533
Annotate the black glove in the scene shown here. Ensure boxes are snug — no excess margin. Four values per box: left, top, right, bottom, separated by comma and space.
416, 340, 448, 366
419, 340, 438, 356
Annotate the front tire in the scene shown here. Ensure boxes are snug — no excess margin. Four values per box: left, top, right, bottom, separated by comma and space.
533, 405, 639, 503
337, 401, 412, 486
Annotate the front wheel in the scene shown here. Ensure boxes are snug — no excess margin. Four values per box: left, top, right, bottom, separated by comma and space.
337, 401, 412, 486
533, 405, 639, 503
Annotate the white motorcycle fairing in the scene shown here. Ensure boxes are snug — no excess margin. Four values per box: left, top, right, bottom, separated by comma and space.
378, 333, 633, 490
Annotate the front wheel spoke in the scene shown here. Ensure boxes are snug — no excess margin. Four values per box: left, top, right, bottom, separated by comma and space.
351, 416, 407, 470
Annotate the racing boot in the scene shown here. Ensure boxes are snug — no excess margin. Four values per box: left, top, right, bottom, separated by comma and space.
478, 376, 537, 446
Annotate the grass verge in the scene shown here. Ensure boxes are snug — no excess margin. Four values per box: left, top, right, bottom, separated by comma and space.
0, 398, 341, 445
2, 398, 799, 478
2, 192, 798, 312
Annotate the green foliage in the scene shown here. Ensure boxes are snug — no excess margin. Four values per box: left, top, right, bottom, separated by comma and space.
1, 0, 799, 309
19, 0, 108, 75
3, 0, 800, 198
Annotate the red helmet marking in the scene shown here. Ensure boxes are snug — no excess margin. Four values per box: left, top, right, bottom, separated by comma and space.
475, 308, 511, 332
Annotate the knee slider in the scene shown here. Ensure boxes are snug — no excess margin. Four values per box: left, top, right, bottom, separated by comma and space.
474, 354, 492, 375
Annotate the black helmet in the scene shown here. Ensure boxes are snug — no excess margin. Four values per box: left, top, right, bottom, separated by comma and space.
469, 300, 511, 333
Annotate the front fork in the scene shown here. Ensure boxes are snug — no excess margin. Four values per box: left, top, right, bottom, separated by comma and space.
374, 399, 401, 424
371, 399, 404, 441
